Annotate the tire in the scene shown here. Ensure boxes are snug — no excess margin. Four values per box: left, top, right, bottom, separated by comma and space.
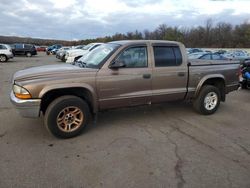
26, 52, 32, 57
0, 54, 7, 62
241, 81, 248, 89
193, 85, 221, 115
44, 95, 90, 138
61, 55, 66, 62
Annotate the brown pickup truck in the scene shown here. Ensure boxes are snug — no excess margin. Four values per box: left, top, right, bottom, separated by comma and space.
10, 40, 240, 138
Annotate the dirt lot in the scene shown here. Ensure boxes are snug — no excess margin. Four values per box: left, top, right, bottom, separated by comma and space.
0, 53, 250, 188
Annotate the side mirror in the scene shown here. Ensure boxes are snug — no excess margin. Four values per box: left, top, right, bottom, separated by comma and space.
109, 60, 126, 69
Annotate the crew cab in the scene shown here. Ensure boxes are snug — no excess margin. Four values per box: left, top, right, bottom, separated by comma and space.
10, 40, 240, 138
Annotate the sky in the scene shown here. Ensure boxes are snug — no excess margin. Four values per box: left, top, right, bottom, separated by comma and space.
0, 0, 249, 40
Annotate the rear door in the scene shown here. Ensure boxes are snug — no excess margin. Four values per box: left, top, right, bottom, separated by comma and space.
151, 44, 188, 103
14, 44, 24, 55
97, 44, 152, 110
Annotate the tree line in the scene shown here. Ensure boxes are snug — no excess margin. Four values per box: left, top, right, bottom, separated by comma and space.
1, 20, 250, 48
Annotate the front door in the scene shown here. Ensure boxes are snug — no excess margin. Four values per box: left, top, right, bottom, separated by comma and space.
97, 45, 152, 110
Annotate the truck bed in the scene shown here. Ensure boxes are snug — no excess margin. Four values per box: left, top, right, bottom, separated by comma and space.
187, 59, 240, 98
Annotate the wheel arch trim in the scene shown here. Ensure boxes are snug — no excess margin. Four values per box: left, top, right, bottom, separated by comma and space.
39, 83, 98, 113
195, 74, 225, 98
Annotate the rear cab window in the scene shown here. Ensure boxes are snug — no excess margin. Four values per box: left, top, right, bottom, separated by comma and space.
153, 45, 182, 67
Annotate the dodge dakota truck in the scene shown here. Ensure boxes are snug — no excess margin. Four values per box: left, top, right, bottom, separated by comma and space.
10, 40, 240, 138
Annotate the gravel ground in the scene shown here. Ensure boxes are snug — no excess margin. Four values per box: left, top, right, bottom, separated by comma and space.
0, 53, 250, 188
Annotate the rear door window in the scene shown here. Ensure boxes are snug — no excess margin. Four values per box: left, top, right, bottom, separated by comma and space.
15, 44, 23, 49
153, 46, 182, 67
24, 44, 32, 49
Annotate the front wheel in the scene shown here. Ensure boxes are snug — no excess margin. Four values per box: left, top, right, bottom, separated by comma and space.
0, 55, 7, 62
26, 52, 32, 57
44, 96, 90, 138
193, 85, 221, 115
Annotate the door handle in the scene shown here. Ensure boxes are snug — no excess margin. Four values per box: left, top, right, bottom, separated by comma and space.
143, 74, 151, 79
178, 72, 185, 77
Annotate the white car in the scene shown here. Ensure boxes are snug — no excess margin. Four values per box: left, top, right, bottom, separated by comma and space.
0, 44, 14, 62
65, 43, 103, 63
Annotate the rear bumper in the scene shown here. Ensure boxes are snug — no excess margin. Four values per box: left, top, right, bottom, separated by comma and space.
226, 83, 240, 93
10, 91, 41, 118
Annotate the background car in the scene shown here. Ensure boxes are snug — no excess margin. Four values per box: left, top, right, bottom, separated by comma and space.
46, 44, 62, 55
187, 48, 204, 54
189, 52, 229, 60
65, 43, 103, 63
12, 43, 37, 57
0, 44, 14, 62
223, 50, 250, 61
36, 46, 47, 52
56, 47, 71, 62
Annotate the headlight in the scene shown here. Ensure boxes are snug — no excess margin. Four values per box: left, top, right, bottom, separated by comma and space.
13, 84, 32, 99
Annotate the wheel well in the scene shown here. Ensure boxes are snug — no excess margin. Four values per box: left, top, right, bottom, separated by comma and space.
202, 78, 226, 101
40, 87, 94, 115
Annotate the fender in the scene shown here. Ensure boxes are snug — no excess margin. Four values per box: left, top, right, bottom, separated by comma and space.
194, 74, 225, 97
39, 83, 98, 113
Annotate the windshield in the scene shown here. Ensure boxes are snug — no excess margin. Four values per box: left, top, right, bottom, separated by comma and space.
75, 43, 120, 69
82, 43, 95, 50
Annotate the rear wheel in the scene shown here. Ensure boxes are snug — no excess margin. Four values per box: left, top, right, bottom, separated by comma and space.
241, 81, 248, 89
193, 85, 221, 115
0, 55, 7, 62
44, 95, 90, 138
26, 52, 32, 57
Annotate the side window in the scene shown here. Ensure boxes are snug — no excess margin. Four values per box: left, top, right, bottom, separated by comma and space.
153, 46, 182, 67
117, 46, 147, 68
200, 54, 211, 60
0, 45, 7, 49
15, 44, 23, 49
24, 44, 31, 49
212, 54, 221, 60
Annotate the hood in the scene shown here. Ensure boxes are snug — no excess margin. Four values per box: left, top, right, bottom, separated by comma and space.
68, 49, 87, 55
13, 64, 97, 82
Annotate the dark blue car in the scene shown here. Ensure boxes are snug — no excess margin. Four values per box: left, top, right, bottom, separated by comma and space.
46, 44, 62, 55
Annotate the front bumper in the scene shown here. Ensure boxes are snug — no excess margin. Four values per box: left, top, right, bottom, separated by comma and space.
6, 53, 14, 59
10, 91, 41, 118
66, 56, 75, 63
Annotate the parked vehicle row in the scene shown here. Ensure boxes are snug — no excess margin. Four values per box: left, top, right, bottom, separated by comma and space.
188, 48, 250, 61
65, 43, 103, 63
